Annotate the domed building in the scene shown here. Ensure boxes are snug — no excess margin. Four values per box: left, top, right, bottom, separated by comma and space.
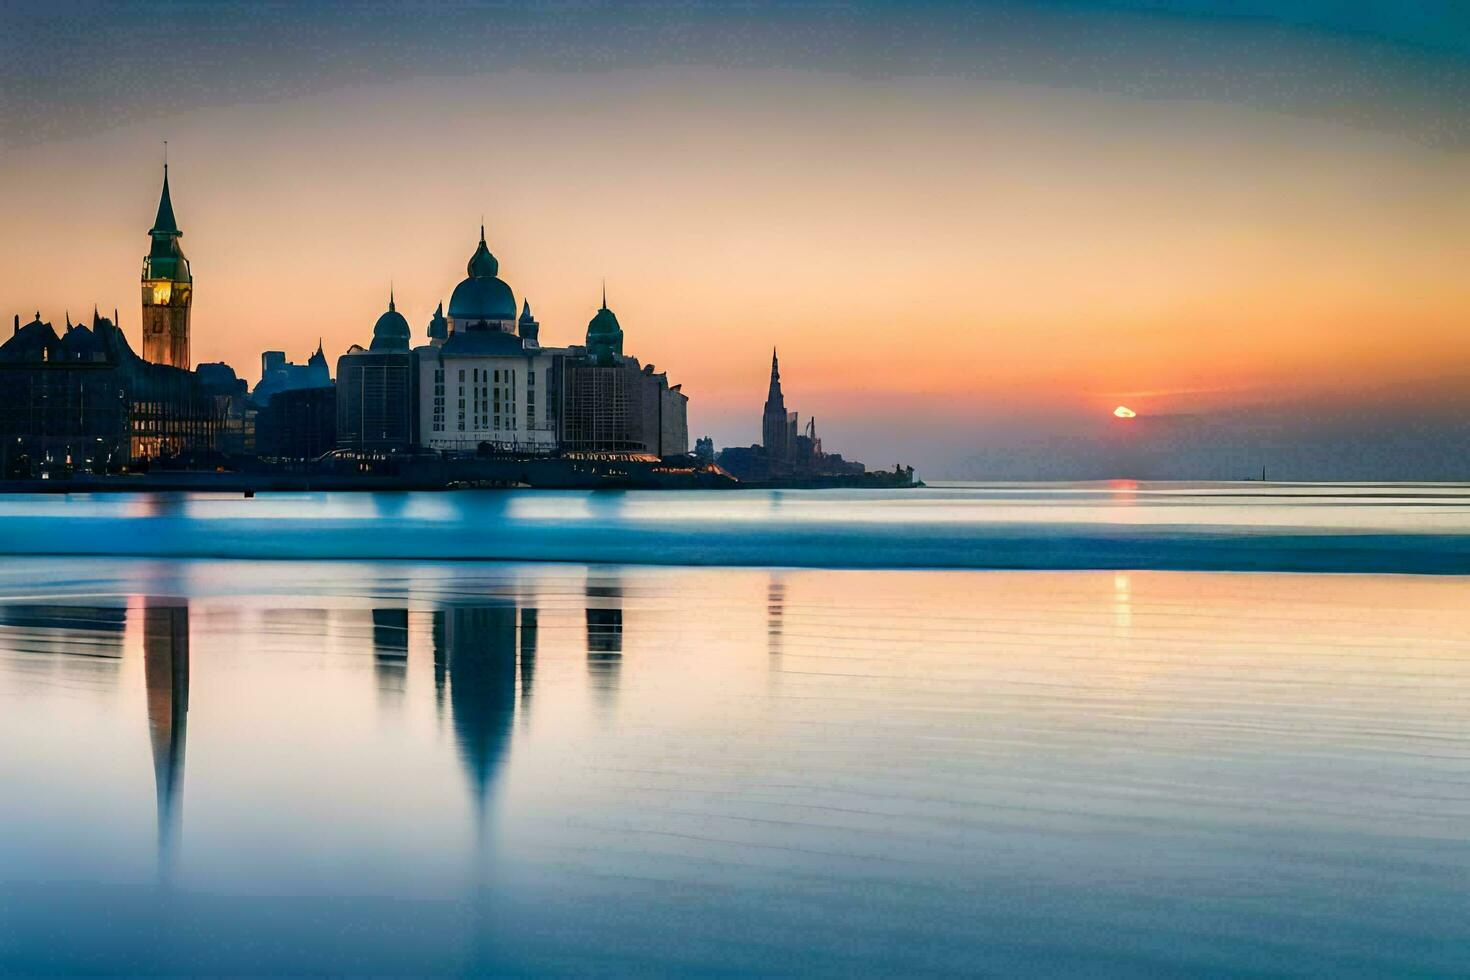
447, 228, 519, 335
558, 290, 687, 456
399, 225, 688, 459
585, 294, 623, 366
370, 292, 411, 351
416, 229, 556, 453
336, 291, 417, 452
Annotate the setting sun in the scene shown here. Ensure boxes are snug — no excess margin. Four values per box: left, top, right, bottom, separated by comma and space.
1113, 406, 1137, 419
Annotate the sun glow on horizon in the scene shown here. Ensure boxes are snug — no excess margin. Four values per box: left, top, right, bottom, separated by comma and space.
1114, 406, 1137, 419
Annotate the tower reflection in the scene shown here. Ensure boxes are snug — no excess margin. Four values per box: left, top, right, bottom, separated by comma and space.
585, 575, 623, 720
767, 576, 786, 690
431, 601, 531, 826
519, 607, 537, 724
371, 607, 409, 698
141, 598, 189, 875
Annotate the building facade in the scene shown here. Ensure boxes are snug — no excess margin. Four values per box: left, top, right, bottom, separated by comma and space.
140, 166, 192, 369
416, 232, 557, 453
258, 385, 336, 460
336, 295, 418, 452
0, 312, 219, 476
556, 298, 688, 457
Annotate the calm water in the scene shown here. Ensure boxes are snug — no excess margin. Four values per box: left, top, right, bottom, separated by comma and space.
2, 488, 1470, 974
3, 482, 1470, 571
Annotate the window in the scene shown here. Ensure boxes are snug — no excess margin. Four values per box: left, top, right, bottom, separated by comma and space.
458, 369, 465, 382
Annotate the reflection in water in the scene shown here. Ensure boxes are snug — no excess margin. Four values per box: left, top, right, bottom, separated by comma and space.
141, 598, 189, 876
0, 604, 126, 660
585, 575, 623, 721
1113, 571, 1133, 632
371, 607, 409, 698
434, 603, 519, 827
519, 607, 537, 724
5, 559, 1470, 975
767, 576, 786, 662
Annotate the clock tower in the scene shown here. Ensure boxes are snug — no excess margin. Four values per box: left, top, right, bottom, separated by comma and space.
141, 165, 192, 369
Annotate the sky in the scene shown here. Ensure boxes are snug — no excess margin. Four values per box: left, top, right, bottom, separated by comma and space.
3, 0, 1470, 479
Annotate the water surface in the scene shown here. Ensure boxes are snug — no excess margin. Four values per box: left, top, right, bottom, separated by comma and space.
2, 556, 1468, 975
3, 482, 1470, 571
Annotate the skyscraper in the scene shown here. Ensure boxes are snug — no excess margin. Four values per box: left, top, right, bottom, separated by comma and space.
140, 165, 192, 369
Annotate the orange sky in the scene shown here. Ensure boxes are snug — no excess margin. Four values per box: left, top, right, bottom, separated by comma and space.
4, 40, 1470, 474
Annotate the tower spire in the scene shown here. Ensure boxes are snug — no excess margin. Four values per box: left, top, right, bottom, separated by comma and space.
601, 279, 607, 310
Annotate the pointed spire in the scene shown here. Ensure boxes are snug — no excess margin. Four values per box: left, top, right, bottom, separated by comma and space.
520, 298, 533, 320
601, 279, 607, 310
389, 283, 395, 312
771, 347, 780, 378
317, 336, 324, 356
150, 161, 180, 237
65, 310, 71, 329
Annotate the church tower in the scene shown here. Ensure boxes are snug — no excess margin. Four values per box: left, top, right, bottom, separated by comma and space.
762, 348, 794, 461
141, 164, 192, 369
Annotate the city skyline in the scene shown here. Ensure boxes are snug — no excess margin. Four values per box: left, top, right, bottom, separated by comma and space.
4, 1, 1469, 477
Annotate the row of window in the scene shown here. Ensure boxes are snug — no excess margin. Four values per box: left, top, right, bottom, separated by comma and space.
427, 363, 544, 434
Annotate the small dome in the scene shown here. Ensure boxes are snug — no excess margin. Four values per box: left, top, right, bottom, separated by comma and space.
587, 305, 620, 337
447, 226, 517, 323
370, 293, 411, 351
467, 235, 499, 279
585, 298, 624, 365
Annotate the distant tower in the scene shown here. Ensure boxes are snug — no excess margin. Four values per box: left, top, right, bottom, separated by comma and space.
140, 164, 192, 368
518, 299, 540, 347
427, 302, 448, 348
762, 348, 792, 460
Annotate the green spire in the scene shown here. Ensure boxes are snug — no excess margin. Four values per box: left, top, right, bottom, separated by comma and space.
150, 164, 180, 237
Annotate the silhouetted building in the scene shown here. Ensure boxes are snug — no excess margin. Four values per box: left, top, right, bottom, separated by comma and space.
558, 296, 688, 456
197, 362, 256, 457
337, 294, 417, 452
761, 348, 796, 463
195, 362, 246, 398
720, 348, 868, 482
257, 384, 335, 460
141, 165, 192, 369
254, 343, 331, 407
0, 311, 220, 476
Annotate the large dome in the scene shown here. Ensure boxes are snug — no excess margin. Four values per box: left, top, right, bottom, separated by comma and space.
448, 228, 516, 323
